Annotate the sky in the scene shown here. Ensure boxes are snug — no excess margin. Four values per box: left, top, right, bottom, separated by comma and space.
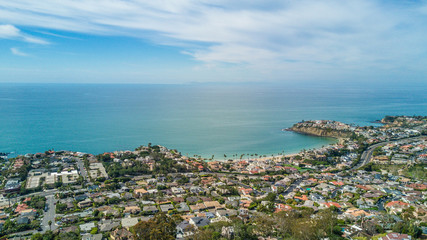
1, 0, 427, 84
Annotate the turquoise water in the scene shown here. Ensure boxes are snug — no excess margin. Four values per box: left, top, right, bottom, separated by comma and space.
1, 83, 426, 158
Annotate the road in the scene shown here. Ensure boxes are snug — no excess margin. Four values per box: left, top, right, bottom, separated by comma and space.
351, 135, 426, 171
41, 195, 58, 232
7, 192, 58, 237
9, 189, 58, 203
351, 142, 388, 171
75, 157, 88, 180
229, 179, 252, 189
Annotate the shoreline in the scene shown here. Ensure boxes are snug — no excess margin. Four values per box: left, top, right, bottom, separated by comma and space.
6, 135, 338, 162
205, 153, 301, 162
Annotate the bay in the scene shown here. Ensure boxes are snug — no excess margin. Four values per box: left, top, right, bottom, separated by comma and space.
1, 83, 426, 158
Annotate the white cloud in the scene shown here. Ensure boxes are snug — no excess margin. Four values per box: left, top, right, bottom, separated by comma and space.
0, 24, 48, 44
0, 0, 427, 76
10, 47, 28, 56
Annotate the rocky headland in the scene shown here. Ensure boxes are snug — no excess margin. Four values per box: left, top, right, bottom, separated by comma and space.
286, 120, 354, 138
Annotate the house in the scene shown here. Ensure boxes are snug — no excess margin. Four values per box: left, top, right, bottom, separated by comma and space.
203, 201, 223, 210
107, 193, 121, 199
190, 203, 206, 212
160, 204, 174, 213
171, 187, 185, 195
80, 222, 96, 232
225, 200, 239, 208
294, 195, 308, 201
78, 199, 93, 208
63, 215, 79, 224
406, 183, 427, 190
189, 186, 205, 194
20, 209, 37, 220
176, 220, 193, 239
101, 208, 120, 218
147, 189, 158, 194
379, 233, 411, 240
75, 194, 89, 202
239, 199, 252, 208
322, 202, 341, 209
134, 188, 148, 197
172, 197, 185, 203
239, 188, 253, 196
344, 208, 371, 219
186, 196, 199, 204
239, 208, 249, 215
124, 206, 141, 214
385, 201, 410, 214
121, 217, 139, 229
122, 192, 133, 200
99, 220, 120, 232
143, 205, 158, 214
16, 216, 29, 225
310, 193, 324, 202
4, 179, 20, 193
141, 200, 156, 205
177, 202, 190, 212
14, 203, 29, 214
189, 217, 210, 228
342, 185, 357, 193
81, 233, 103, 240
275, 204, 292, 213
110, 228, 134, 240
216, 209, 237, 218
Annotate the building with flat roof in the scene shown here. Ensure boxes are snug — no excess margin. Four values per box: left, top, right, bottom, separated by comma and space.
4, 179, 20, 193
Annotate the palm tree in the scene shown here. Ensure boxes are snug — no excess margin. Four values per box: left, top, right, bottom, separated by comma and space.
48, 220, 52, 230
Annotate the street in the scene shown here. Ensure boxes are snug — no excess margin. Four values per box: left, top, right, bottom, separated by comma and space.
351, 135, 426, 171
41, 195, 57, 232
75, 157, 88, 180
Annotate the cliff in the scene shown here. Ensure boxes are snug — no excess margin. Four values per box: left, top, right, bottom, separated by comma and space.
288, 123, 353, 139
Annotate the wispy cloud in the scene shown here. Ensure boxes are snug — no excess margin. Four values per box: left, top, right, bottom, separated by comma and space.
10, 47, 29, 56
0, 24, 48, 44
1, 0, 427, 76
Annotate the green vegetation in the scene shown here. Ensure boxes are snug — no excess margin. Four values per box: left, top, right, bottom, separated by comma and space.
132, 212, 180, 240
31, 231, 80, 240
27, 195, 46, 210
194, 208, 344, 240
372, 146, 385, 157
0, 219, 41, 236
392, 221, 422, 238
363, 163, 426, 180
98, 146, 189, 177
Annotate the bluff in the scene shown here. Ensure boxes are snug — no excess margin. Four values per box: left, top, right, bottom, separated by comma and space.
287, 120, 353, 139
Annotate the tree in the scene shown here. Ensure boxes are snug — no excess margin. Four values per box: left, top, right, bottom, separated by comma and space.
192, 228, 221, 240
253, 213, 277, 237
90, 227, 98, 234
392, 222, 422, 238
31, 233, 43, 240
263, 192, 277, 202
133, 212, 179, 240
315, 209, 337, 237
234, 221, 257, 240
93, 209, 100, 217
48, 220, 52, 230
56, 202, 67, 213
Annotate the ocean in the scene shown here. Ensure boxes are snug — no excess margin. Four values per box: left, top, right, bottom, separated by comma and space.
1, 83, 426, 158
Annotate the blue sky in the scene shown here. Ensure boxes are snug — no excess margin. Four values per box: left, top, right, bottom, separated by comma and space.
1, 0, 427, 84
